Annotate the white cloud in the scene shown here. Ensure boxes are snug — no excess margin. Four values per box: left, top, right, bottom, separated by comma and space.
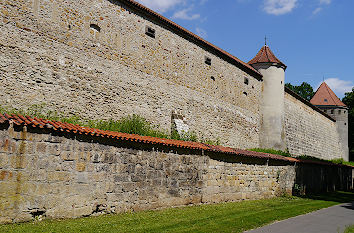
319, 78, 354, 98
263, 0, 297, 15
196, 27, 207, 38
172, 8, 200, 20
136, 0, 183, 12
319, 0, 331, 5
312, 7, 322, 14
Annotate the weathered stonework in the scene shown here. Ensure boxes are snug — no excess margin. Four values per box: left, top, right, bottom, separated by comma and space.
0, 126, 296, 224
0, 0, 348, 160
284, 92, 343, 160
0, 0, 261, 149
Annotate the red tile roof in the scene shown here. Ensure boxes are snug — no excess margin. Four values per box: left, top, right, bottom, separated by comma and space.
248, 45, 286, 69
122, 0, 262, 79
285, 87, 336, 122
310, 82, 347, 107
1, 113, 352, 168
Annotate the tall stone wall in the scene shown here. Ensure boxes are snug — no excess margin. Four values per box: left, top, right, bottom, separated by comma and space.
284, 92, 343, 160
0, 125, 295, 224
0, 0, 261, 149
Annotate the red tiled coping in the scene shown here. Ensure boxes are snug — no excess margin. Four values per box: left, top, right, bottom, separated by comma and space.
0, 113, 352, 168
121, 0, 262, 80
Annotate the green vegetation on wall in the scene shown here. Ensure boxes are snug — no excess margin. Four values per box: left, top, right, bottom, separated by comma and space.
0, 104, 220, 145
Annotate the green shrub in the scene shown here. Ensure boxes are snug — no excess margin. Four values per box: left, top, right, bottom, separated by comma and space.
248, 148, 291, 157
0, 105, 221, 144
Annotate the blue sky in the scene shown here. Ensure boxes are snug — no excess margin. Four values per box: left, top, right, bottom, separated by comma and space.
136, 0, 353, 98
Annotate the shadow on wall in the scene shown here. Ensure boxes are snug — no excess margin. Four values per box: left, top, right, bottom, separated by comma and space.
292, 164, 353, 195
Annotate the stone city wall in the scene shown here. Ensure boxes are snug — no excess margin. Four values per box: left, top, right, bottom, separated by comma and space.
0, 124, 295, 224
284, 92, 343, 160
0, 0, 261, 149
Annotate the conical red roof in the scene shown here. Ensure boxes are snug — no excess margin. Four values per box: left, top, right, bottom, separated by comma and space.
310, 82, 346, 107
248, 45, 286, 69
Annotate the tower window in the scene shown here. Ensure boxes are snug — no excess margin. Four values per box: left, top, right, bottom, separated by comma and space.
244, 77, 249, 85
324, 110, 327, 113
145, 26, 155, 38
331, 110, 334, 114
324, 99, 328, 102
338, 110, 341, 114
205, 56, 211, 65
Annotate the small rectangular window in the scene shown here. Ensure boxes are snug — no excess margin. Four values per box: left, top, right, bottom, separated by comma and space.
205, 56, 211, 65
145, 26, 155, 38
324, 110, 327, 113
244, 77, 249, 85
338, 110, 341, 114
331, 110, 334, 114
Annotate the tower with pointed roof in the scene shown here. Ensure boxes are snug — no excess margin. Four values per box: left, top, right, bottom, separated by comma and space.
249, 45, 287, 151
310, 82, 349, 161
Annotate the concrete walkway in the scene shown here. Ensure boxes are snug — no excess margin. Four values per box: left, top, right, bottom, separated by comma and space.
245, 202, 354, 233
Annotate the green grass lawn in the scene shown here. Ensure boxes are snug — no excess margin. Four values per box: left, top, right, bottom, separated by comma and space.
345, 225, 354, 233
1, 191, 353, 233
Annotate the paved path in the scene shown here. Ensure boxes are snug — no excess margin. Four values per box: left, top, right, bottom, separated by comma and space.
245, 202, 354, 233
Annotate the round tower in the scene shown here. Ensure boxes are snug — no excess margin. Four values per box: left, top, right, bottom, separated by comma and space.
310, 82, 349, 161
249, 45, 287, 151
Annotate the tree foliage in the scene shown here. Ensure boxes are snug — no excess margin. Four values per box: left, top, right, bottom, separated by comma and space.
285, 82, 315, 101
342, 87, 354, 161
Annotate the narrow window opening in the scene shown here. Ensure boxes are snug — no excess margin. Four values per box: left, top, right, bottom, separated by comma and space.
145, 26, 155, 38
338, 110, 341, 114
344, 111, 346, 113
324, 110, 327, 113
244, 77, 249, 85
210, 76, 215, 81
331, 110, 334, 114
90, 24, 101, 33
243, 92, 248, 96
344, 123, 347, 125
205, 56, 211, 65
281, 81, 283, 84
68, 24, 72, 30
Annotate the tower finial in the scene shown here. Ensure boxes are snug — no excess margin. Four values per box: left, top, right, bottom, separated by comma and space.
265, 35, 267, 46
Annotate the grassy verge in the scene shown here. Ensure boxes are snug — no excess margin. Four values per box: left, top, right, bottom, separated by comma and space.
1, 191, 353, 233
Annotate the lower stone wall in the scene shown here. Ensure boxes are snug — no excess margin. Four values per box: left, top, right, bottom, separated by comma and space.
0, 124, 295, 224
284, 92, 343, 160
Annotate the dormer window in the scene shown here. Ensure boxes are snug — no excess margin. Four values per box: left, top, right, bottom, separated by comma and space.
205, 56, 211, 65
324, 99, 328, 102
145, 26, 155, 38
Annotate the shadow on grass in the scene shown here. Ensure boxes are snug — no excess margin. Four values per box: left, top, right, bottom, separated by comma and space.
297, 190, 354, 204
